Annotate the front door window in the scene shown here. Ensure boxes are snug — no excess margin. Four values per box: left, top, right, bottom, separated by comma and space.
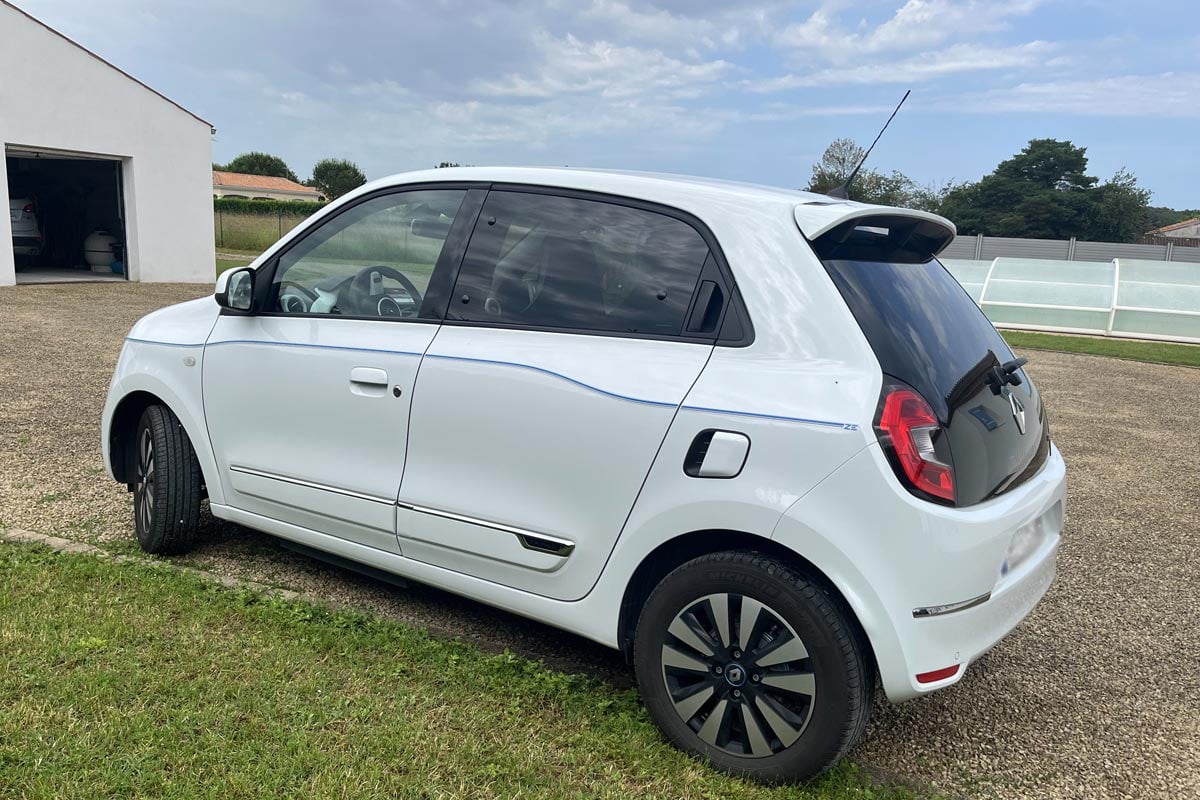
270, 189, 466, 319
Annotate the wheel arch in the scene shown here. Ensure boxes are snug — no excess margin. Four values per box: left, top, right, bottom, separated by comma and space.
108, 390, 163, 484
616, 529, 876, 674
106, 387, 220, 504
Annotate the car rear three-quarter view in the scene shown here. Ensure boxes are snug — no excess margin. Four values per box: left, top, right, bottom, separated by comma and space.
100, 167, 1065, 784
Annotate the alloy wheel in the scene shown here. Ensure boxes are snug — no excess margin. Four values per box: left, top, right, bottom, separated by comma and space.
135, 427, 155, 533
661, 592, 816, 758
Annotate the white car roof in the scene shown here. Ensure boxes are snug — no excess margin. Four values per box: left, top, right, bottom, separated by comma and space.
354, 166, 955, 241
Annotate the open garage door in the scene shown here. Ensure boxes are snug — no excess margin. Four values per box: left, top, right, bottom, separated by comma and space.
6, 146, 127, 283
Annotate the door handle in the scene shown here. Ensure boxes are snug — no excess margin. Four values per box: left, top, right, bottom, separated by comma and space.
349, 367, 389, 386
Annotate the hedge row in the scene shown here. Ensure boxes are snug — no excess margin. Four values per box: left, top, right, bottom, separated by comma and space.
214, 197, 327, 216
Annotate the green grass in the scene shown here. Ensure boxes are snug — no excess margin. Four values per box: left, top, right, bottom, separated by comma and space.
1003, 330, 1200, 368
216, 256, 253, 276
0, 543, 924, 800
215, 210, 308, 252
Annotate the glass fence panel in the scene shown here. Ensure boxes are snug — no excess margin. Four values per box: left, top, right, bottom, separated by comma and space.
982, 258, 1115, 309
934, 254, 1200, 344
1116, 259, 1200, 313
940, 259, 990, 302
1111, 309, 1200, 341
1117, 259, 1200, 286
983, 304, 1111, 333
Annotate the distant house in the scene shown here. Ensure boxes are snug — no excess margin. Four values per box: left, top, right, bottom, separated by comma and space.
1147, 217, 1200, 239
212, 170, 324, 202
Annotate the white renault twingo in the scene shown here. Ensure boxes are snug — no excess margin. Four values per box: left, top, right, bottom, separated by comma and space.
102, 168, 1064, 782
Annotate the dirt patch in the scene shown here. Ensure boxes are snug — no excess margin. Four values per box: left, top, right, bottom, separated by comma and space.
1, 282, 1197, 799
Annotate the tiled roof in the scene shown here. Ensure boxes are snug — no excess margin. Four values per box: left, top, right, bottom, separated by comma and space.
212, 170, 320, 195
1149, 217, 1200, 234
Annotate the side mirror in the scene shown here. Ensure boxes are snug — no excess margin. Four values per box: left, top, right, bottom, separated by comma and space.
215, 267, 255, 314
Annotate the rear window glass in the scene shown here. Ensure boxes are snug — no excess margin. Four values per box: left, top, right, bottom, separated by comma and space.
821, 258, 1014, 419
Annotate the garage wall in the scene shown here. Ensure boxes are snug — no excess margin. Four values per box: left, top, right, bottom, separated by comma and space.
0, 2, 214, 285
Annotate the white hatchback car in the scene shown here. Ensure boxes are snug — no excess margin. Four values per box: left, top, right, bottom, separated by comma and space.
9, 195, 43, 262
102, 167, 1064, 782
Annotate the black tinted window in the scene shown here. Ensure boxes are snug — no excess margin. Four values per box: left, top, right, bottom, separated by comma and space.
821, 258, 1015, 419
822, 257, 1047, 505
449, 191, 710, 336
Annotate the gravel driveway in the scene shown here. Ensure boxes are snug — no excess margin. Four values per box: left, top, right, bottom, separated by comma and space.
1, 282, 1197, 799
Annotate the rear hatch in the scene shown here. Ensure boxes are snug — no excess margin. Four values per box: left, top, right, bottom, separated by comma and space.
9, 197, 34, 232
806, 211, 1049, 507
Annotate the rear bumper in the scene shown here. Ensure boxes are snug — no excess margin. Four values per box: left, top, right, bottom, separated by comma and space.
897, 516, 1058, 693
772, 441, 1066, 702
12, 235, 41, 254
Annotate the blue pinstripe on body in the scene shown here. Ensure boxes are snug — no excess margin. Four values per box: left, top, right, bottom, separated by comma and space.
124, 336, 858, 431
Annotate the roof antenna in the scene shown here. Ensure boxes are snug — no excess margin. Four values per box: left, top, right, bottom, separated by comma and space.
827, 89, 910, 200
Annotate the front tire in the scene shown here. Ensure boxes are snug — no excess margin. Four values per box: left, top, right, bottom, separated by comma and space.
132, 405, 202, 555
633, 551, 872, 783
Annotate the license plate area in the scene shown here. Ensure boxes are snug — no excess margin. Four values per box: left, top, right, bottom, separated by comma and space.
1001, 500, 1061, 577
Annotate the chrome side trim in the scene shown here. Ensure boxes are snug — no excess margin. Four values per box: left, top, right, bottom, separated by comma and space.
229, 465, 395, 506
403, 503, 576, 557
912, 592, 991, 618
229, 466, 577, 558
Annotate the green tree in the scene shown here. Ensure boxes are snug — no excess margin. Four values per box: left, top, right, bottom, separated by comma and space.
806, 138, 861, 194
992, 138, 1095, 191
1145, 205, 1200, 231
435, 161, 463, 168
939, 139, 1151, 242
308, 158, 367, 200
806, 138, 926, 207
907, 179, 959, 213
1087, 168, 1151, 242
220, 152, 300, 183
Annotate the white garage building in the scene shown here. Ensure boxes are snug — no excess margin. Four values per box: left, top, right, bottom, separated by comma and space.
0, 1, 215, 286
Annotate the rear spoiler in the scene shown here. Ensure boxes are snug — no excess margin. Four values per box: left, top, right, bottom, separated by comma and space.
794, 203, 956, 264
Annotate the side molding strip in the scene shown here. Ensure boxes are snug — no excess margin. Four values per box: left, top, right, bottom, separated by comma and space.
402, 502, 576, 558
229, 466, 576, 557
229, 465, 395, 505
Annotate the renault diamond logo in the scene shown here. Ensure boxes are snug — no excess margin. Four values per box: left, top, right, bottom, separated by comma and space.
1008, 391, 1027, 435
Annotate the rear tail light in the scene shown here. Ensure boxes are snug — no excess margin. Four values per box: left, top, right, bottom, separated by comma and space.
875, 382, 956, 504
22, 203, 33, 213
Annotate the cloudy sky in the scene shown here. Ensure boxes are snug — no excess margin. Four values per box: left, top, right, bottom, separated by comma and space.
17, 0, 1200, 207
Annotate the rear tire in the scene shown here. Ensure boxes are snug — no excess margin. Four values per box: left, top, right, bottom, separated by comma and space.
633, 550, 872, 783
132, 405, 202, 555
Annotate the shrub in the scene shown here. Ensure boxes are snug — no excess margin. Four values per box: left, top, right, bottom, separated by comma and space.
214, 197, 326, 216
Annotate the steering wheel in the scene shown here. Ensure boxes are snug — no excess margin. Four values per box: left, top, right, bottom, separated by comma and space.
277, 281, 317, 314
346, 265, 424, 317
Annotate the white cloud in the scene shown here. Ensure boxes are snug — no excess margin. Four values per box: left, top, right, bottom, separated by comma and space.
472, 32, 732, 99
576, 0, 786, 51
953, 72, 1200, 118
579, 0, 718, 48
776, 0, 1046, 62
747, 41, 1057, 91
